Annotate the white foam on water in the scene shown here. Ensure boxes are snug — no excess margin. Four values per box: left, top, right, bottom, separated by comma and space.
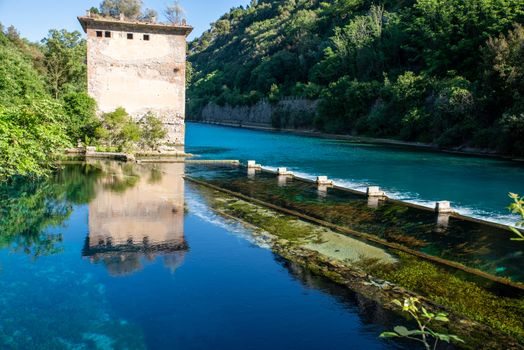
284, 168, 518, 226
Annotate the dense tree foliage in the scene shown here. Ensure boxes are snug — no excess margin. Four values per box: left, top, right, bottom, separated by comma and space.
40, 29, 87, 98
97, 0, 182, 23
95, 107, 167, 152
0, 29, 71, 178
188, 0, 524, 155
99, 0, 143, 19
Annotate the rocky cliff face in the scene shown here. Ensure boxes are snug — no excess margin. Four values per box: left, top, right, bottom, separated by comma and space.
190, 98, 318, 130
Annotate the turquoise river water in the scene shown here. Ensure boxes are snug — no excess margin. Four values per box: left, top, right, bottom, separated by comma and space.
0, 162, 410, 349
186, 122, 524, 225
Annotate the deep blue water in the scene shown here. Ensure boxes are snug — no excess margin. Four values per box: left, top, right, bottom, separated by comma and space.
185, 122, 524, 224
0, 163, 401, 349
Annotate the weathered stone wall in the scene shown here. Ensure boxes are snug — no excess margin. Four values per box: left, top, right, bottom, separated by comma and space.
192, 98, 318, 130
84, 20, 189, 146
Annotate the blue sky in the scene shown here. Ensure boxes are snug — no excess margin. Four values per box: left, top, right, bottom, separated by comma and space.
0, 0, 250, 42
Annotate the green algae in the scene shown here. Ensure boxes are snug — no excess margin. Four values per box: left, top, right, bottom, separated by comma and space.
192, 168, 524, 284
360, 252, 524, 344
193, 184, 524, 349
211, 195, 398, 266
304, 230, 397, 265
213, 196, 324, 243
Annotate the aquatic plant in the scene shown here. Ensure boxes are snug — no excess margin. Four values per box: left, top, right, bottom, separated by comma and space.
508, 193, 524, 241
380, 297, 464, 350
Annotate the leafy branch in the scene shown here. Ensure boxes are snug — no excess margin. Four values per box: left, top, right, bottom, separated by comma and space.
380, 297, 464, 350
508, 193, 524, 241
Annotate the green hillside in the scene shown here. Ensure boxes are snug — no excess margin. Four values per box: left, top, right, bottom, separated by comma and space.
188, 0, 524, 155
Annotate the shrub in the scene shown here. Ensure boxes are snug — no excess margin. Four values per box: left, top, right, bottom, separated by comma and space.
62, 91, 99, 142
95, 107, 141, 152
139, 112, 167, 150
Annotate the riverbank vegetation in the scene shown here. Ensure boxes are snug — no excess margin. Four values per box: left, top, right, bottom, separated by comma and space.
188, 0, 524, 155
0, 25, 95, 179
94, 108, 167, 152
0, 17, 167, 180
509, 193, 524, 241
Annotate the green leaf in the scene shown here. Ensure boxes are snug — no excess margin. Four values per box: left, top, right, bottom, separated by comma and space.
393, 326, 410, 336
448, 335, 465, 343
379, 332, 399, 338
434, 315, 449, 322
433, 333, 451, 342
391, 299, 402, 307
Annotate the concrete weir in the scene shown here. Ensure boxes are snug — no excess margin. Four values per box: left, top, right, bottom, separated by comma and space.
184, 161, 524, 292
183, 161, 524, 349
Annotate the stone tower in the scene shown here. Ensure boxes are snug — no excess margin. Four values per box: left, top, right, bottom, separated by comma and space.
78, 13, 192, 149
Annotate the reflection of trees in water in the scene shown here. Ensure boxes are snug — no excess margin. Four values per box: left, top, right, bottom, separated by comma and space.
100, 253, 144, 277
0, 163, 146, 259
101, 163, 142, 193
148, 166, 164, 184
0, 164, 103, 259
93, 250, 187, 277
163, 251, 187, 273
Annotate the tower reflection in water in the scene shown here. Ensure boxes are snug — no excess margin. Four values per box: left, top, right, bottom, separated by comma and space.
82, 162, 187, 276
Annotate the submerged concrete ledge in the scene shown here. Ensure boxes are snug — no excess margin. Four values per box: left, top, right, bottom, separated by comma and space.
185, 175, 524, 292
190, 180, 524, 349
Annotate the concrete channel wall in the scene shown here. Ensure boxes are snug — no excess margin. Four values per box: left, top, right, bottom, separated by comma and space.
186, 160, 524, 292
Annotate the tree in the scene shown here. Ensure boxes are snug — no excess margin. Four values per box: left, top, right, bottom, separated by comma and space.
165, 1, 185, 24
41, 29, 86, 98
140, 8, 158, 23
5, 25, 20, 42
95, 107, 141, 152
62, 91, 99, 142
0, 100, 71, 179
99, 0, 143, 20
0, 32, 48, 107
139, 112, 167, 150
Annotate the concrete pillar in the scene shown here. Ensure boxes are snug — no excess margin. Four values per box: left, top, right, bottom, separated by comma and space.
247, 167, 256, 179
318, 184, 328, 198
436, 213, 450, 230
316, 176, 334, 186
277, 167, 293, 176
435, 201, 453, 214
367, 196, 380, 209
247, 160, 261, 169
367, 186, 385, 197
278, 175, 288, 187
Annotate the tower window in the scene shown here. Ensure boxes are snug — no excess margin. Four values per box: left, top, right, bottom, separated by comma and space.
143, 34, 150, 41
105, 31, 111, 38
96, 31, 103, 37
127, 33, 134, 39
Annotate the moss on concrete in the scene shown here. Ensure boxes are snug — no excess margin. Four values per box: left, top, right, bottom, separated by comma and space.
360, 252, 524, 343
194, 185, 524, 349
